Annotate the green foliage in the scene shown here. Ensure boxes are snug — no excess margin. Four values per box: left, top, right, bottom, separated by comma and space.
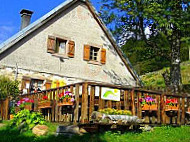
98, 108, 132, 115
10, 106, 16, 114
10, 110, 45, 131
100, 0, 190, 85
0, 122, 190, 142
0, 75, 19, 100
141, 60, 190, 88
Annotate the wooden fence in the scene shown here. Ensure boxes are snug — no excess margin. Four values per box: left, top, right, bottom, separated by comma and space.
2, 81, 190, 125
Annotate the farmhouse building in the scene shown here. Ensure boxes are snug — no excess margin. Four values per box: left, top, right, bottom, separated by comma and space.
0, 0, 141, 94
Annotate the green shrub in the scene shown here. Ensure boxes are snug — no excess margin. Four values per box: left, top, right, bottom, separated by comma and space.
98, 108, 132, 115
10, 110, 45, 130
0, 75, 19, 100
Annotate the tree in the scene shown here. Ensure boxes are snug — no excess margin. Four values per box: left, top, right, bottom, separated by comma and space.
0, 75, 19, 100
100, 0, 190, 92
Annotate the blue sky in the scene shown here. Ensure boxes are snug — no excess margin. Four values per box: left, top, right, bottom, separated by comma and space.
0, 0, 101, 44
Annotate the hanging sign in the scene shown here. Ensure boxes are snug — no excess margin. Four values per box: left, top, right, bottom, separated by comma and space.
101, 87, 120, 101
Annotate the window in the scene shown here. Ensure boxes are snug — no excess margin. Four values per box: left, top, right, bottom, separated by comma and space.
47, 35, 75, 58
90, 46, 100, 61
84, 45, 106, 64
56, 38, 67, 54
30, 79, 44, 93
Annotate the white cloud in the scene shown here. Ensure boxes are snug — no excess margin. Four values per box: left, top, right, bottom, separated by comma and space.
0, 25, 15, 44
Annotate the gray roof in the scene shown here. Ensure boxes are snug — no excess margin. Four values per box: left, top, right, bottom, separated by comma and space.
0, 0, 142, 86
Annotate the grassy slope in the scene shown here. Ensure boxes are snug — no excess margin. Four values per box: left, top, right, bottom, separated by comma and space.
0, 121, 190, 142
141, 60, 190, 88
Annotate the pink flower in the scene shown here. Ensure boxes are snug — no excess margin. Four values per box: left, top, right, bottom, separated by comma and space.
70, 98, 75, 102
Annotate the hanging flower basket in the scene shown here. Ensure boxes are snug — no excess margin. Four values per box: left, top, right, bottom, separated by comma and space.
24, 104, 32, 111
16, 98, 34, 111
38, 101, 52, 108
165, 105, 179, 111
140, 96, 157, 111
149, 104, 158, 110
141, 104, 150, 110
58, 91, 75, 106
165, 98, 179, 111
141, 104, 158, 111
58, 98, 74, 106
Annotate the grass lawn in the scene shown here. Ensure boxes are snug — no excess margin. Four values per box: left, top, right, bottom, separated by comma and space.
141, 60, 190, 88
0, 121, 190, 142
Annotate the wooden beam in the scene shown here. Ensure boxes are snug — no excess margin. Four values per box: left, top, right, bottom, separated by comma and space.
156, 95, 161, 124
181, 97, 185, 125
137, 92, 142, 119
131, 89, 135, 116
74, 84, 79, 123
161, 94, 166, 124
81, 83, 88, 123
89, 86, 95, 120
98, 87, 104, 110
124, 90, 129, 110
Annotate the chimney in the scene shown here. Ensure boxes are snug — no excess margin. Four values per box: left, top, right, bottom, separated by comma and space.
20, 9, 33, 30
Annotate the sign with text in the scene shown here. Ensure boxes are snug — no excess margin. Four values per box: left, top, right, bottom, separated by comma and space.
101, 87, 120, 101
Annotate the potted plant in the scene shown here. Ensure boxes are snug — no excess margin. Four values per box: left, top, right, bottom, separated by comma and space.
165, 98, 179, 111
58, 91, 75, 106
16, 98, 34, 111
139, 96, 157, 111
38, 95, 52, 108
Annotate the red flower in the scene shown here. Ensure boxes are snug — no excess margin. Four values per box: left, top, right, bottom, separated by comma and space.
43, 95, 48, 100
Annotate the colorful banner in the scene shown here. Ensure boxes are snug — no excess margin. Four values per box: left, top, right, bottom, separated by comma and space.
101, 87, 120, 101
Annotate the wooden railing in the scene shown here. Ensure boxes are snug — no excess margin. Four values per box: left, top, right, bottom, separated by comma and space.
16, 81, 190, 125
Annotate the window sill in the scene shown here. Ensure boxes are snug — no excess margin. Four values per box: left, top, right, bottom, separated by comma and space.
88, 60, 102, 66
52, 53, 69, 59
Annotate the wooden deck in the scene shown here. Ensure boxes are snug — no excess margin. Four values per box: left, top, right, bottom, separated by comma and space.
2, 81, 190, 125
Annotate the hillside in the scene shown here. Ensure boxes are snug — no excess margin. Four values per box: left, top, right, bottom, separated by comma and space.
141, 60, 190, 88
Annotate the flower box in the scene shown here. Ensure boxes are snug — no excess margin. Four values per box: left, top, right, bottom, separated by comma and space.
149, 104, 158, 110
141, 104, 158, 111
38, 101, 52, 109
24, 104, 32, 110
141, 104, 150, 110
58, 99, 74, 106
165, 105, 179, 111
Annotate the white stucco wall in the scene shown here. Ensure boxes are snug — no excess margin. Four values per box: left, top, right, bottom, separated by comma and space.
0, 1, 137, 86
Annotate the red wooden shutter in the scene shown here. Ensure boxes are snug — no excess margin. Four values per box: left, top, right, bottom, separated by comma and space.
83, 45, 90, 61
47, 36, 56, 53
101, 48, 106, 64
68, 40, 75, 58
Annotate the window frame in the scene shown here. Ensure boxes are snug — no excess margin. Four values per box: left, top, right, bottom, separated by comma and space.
89, 46, 100, 62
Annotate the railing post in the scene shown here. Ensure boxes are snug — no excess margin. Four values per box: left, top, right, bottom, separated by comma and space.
156, 95, 161, 124
52, 90, 56, 122
181, 96, 185, 125
177, 98, 181, 125
124, 90, 129, 110
131, 89, 135, 116
74, 84, 80, 123
55, 89, 59, 122
81, 82, 88, 123
137, 92, 142, 119
89, 86, 95, 121
161, 94, 166, 124
98, 87, 104, 110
